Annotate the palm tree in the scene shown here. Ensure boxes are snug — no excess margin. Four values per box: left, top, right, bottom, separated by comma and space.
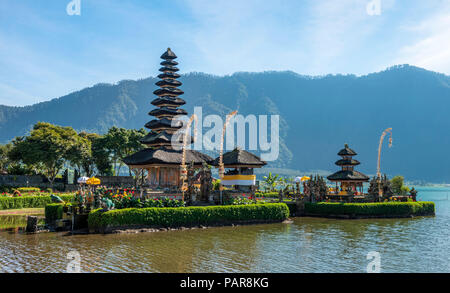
263, 172, 280, 192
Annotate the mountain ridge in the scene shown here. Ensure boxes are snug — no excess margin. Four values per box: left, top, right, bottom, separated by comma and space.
1, 64, 450, 182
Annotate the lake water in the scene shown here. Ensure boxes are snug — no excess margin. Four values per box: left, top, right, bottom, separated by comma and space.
0, 187, 449, 273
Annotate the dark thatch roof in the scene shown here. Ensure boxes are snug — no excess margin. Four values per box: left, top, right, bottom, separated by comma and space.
210, 148, 267, 167
160, 48, 177, 60
123, 147, 213, 166
160, 60, 178, 66
159, 66, 179, 73
145, 118, 183, 130
155, 79, 182, 88
338, 144, 357, 156
151, 97, 185, 107
149, 107, 187, 117
335, 159, 360, 166
157, 72, 181, 80
327, 170, 369, 182
140, 131, 193, 145
153, 88, 184, 96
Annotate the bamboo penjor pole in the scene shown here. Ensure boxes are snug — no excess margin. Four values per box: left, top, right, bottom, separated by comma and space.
377, 128, 393, 199
218, 111, 238, 204
180, 114, 198, 201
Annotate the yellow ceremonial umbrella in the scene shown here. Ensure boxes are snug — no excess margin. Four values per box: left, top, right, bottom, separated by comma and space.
301, 176, 311, 182
86, 177, 101, 185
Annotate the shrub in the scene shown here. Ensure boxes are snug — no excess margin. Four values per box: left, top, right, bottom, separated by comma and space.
0, 195, 74, 210
142, 198, 185, 208
16, 187, 41, 193
255, 192, 279, 198
0, 186, 14, 193
88, 203, 290, 231
45, 203, 64, 223
305, 202, 435, 217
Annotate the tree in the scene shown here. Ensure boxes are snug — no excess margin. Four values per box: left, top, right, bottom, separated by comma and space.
263, 172, 279, 192
66, 133, 91, 176
0, 143, 13, 174
8, 122, 80, 188
122, 128, 146, 176
102, 127, 146, 176
391, 175, 405, 195
78, 132, 100, 177
91, 135, 113, 176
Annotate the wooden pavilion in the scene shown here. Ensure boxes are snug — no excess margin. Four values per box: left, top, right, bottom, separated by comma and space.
123, 48, 212, 189
210, 148, 266, 192
327, 144, 369, 196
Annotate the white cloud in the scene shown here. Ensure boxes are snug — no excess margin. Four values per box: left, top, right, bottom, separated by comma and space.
393, 6, 450, 73
0, 83, 35, 106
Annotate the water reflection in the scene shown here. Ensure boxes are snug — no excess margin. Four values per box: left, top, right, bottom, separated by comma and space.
0, 188, 449, 273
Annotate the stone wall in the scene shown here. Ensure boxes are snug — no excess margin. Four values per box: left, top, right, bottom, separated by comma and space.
0, 175, 43, 187
98, 176, 135, 187
0, 175, 135, 191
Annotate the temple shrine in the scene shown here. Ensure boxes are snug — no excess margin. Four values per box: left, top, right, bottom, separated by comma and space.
211, 147, 266, 192
123, 48, 212, 190
327, 144, 369, 196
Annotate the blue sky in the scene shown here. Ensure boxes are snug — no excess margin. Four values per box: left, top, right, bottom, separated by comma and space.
0, 0, 449, 106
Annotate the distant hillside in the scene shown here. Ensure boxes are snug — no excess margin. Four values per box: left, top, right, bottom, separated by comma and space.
1, 65, 450, 182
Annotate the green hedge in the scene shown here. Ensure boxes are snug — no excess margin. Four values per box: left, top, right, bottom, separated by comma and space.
88, 203, 290, 231
255, 192, 279, 198
16, 187, 41, 193
0, 195, 73, 210
305, 202, 435, 217
45, 204, 64, 223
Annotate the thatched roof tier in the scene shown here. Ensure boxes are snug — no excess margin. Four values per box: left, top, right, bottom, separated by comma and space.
151, 97, 186, 107
159, 66, 179, 73
139, 131, 193, 146
145, 118, 183, 130
160, 60, 178, 66
155, 79, 182, 88
153, 88, 184, 97
335, 159, 360, 166
149, 107, 187, 118
338, 144, 357, 156
157, 72, 181, 80
210, 148, 267, 168
160, 48, 177, 60
327, 170, 369, 182
123, 147, 213, 166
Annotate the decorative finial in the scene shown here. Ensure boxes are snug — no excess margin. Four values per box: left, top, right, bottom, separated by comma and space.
345, 143, 349, 148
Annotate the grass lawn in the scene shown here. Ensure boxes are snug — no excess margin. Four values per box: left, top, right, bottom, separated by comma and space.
0, 208, 45, 216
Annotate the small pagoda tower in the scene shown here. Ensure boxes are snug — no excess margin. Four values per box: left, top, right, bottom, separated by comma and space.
123, 48, 212, 189
327, 144, 369, 195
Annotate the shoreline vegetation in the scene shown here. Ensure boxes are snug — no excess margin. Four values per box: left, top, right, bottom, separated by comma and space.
40, 201, 436, 235
87, 203, 290, 234
303, 202, 435, 219
0, 195, 73, 210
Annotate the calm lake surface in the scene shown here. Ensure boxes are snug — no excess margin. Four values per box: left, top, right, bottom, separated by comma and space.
0, 187, 449, 273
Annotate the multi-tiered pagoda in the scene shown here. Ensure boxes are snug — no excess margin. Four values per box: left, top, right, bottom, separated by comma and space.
327, 144, 369, 195
123, 48, 212, 188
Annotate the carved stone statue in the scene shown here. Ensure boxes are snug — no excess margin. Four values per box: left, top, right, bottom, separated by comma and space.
381, 174, 394, 199
186, 161, 195, 203
368, 177, 378, 196
199, 162, 212, 202
410, 188, 418, 202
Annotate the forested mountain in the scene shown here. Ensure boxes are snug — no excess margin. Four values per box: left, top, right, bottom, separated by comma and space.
1, 65, 450, 182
